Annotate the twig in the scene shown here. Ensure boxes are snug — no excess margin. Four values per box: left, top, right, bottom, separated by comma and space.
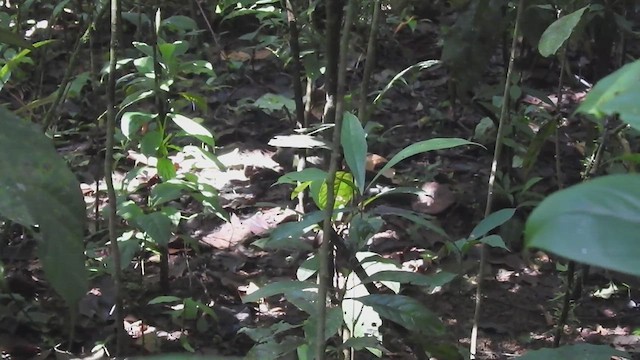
192, 0, 221, 50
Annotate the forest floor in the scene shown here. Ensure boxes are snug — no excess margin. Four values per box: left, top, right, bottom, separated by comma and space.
1, 7, 640, 360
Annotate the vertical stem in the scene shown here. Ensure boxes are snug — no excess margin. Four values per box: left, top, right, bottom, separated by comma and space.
106, 0, 125, 355
470, 0, 524, 358
315, 0, 356, 358
284, 0, 305, 126
357, 0, 381, 124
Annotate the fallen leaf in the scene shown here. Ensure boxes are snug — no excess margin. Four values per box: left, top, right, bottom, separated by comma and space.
411, 182, 455, 215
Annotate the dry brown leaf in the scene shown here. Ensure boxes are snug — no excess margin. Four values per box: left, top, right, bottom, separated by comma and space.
411, 182, 455, 215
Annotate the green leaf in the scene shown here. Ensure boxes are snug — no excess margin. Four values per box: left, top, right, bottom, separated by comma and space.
371, 138, 478, 186
469, 208, 516, 239
372, 206, 448, 238
180, 60, 216, 78
239, 321, 299, 343
303, 306, 342, 341
276, 168, 327, 185
374, 60, 440, 104
169, 113, 215, 147
0, 107, 87, 307
133, 56, 154, 75
159, 41, 189, 66
120, 89, 155, 111
179, 93, 209, 112
162, 15, 198, 33
263, 211, 324, 250
148, 295, 182, 304
136, 211, 174, 247
518, 343, 627, 360
538, 6, 588, 57
296, 255, 318, 281
140, 130, 163, 157
362, 270, 456, 291
341, 112, 367, 194
254, 93, 296, 114
157, 157, 177, 181
356, 294, 444, 335
286, 288, 318, 314
576, 59, 640, 129
0, 28, 34, 49
242, 281, 317, 303
318, 171, 355, 210
118, 201, 145, 221
150, 181, 188, 207
479, 234, 509, 250
525, 174, 640, 277
339, 336, 382, 351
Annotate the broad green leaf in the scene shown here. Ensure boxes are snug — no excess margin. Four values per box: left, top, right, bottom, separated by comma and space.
245, 336, 304, 359
133, 56, 154, 75
120, 89, 154, 110
341, 112, 367, 194
343, 296, 382, 356
121, 112, 153, 139
339, 336, 382, 351
372, 206, 448, 237
157, 157, 177, 181
140, 130, 163, 157
348, 214, 384, 249
286, 288, 318, 314
363, 270, 456, 291
479, 234, 509, 250
347, 252, 402, 294
148, 295, 182, 304
180, 60, 217, 77
255, 93, 296, 114
576, 59, 640, 130
0, 28, 34, 49
469, 208, 516, 239
371, 138, 478, 186
162, 15, 198, 32
158, 41, 189, 63
169, 113, 215, 147
0, 107, 87, 307
262, 210, 324, 250
525, 174, 640, 276
518, 343, 627, 360
136, 211, 174, 247
317, 171, 355, 210
303, 306, 342, 341
150, 181, 188, 207
121, 12, 151, 29
239, 321, 299, 343
242, 281, 317, 303
276, 168, 327, 185
179, 93, 209, 112
118, 201, 145, 221
356, 294, 444, 335
296, 255, 318, 281
538, 6, 588, 57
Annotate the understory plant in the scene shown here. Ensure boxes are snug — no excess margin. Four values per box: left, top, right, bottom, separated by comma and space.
237, 101, 532, 358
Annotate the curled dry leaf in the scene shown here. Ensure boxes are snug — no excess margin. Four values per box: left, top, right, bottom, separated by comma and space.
411, 182, 455, 215
366, 153, 395, 179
